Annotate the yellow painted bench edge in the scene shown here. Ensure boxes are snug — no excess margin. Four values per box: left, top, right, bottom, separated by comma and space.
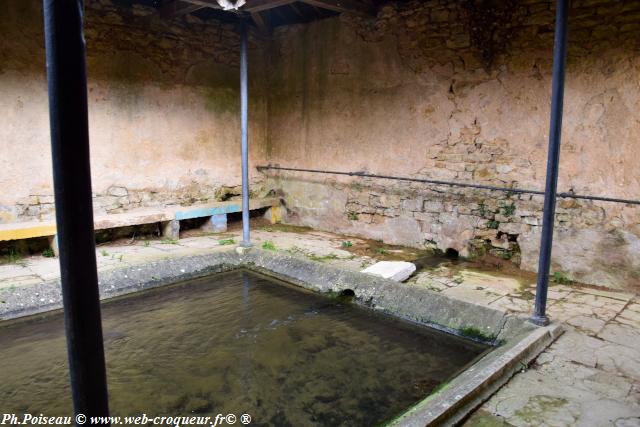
0, 224, 57, 241
0, 197, 282, 242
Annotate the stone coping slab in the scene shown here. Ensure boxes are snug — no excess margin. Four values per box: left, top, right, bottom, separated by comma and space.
388, 322, 561, 426
0, 248, 562, 426
0, 197, 279, 241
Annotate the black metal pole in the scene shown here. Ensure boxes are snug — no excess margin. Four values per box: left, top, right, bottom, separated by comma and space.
240, 20, 251, 247
257, 165, 640, 206
43, 0, 110, 418
531, 0, 569, 326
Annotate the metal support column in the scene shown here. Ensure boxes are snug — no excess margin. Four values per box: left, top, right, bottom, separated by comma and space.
240, 20, 251, 247
531, 0, 569, 326
43, 0, 110, 417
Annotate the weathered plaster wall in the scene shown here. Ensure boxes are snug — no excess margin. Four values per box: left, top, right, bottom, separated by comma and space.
263, 0, 640, 290
0, 0, 268, 221
3, 0, 640, 290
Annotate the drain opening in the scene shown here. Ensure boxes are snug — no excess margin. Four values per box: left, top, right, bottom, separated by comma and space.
445, 248, 459, 259
340, 289, 355, 297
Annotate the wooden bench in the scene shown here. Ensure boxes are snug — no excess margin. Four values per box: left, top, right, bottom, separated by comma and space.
0, 197, 281, 255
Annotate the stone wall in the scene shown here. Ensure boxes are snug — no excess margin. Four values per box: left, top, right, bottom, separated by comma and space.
263, 0, 640, 291
3, 0, 640, 290
0, 0, 268, 222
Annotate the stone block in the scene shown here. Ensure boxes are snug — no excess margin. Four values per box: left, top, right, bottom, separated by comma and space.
161, 220, 180, 240
201, 214, 227, 233
37, 195, 55, 204
401, 198, 423, 212
379, 194, 402, 207
26, 206, 41, 217
264, 206, 283, 224
423, 200, 444, 213
108, 186, 128, 197
381, 217, 423, 246
476, 228, 499, 239
97, 196, 121, 210
490, 234, 510, 249
361, 261, 416, 282
414, 211, 437, 221
48, 235, 59, 257
351, 193, 371, 206
496, 164, 513, 174
500, 222, 530, 235
495, 214, 511, 223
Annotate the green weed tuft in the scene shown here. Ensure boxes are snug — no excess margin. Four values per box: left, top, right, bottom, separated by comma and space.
552, 271, 572, 285
459, 326, 496, 342
502, 203, 516, 216
1, 249, 23, 264
42, 248, 55, 258
261, 241, 276, 251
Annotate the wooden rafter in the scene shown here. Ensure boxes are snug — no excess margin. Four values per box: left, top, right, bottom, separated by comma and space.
288, 2, 305, 19
160, 0, 221, 17
242, 0, 297, 13
299, 0, 375, 16
160, 1, 207, 18
251, 11, 271, 35
179, 0, 223, 9
271, 5, 289, 22
161, 0, 295, 17
159, 0, 375, 20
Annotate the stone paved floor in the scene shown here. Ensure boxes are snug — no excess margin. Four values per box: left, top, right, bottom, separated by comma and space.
1, 224, 638, 427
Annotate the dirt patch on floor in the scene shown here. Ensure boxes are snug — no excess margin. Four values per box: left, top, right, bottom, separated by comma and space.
338, 236, 435, 262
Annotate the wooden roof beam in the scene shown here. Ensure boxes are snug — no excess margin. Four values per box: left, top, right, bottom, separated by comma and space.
160, 0, 375, 20
289, 2, 306, 19
251, 11, 272, 36
160, 1, 208, 18
242, 0, 297, 13
160, 0, 226, 17
299, 0, 375, 16
179, 0, 223, 9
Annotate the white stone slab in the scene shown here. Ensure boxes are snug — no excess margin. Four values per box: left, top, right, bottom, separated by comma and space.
361, 261, 416, 282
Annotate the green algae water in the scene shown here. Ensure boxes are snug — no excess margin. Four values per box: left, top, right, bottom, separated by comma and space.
0, 270, 487, 426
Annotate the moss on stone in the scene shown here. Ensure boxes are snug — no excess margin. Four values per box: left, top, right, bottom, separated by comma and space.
459, 326, 496, 342
258, 224, 313, 234
513, 396, 569, 424
307, 253, 339, 262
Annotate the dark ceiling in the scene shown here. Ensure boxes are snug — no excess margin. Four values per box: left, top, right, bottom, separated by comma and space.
119, 0, 385, 35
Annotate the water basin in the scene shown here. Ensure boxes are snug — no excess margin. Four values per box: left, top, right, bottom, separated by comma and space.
0, 270, 488, 426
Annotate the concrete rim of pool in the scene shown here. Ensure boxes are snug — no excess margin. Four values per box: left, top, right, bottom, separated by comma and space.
0, 247, 562, 426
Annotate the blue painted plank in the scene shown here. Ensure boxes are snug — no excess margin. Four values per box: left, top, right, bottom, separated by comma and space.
175, 204, 241, 220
